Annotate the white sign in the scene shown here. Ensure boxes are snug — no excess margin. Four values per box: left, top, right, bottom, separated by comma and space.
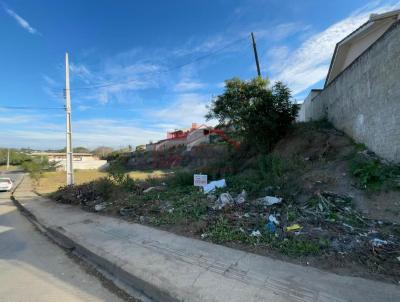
193, 174, 207, 187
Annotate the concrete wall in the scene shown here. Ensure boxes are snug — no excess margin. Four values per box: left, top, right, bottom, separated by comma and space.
300, 22, 400, 162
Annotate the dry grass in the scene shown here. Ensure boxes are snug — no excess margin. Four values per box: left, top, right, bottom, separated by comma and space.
0, 165, 20, 172
35, 169, 165, 195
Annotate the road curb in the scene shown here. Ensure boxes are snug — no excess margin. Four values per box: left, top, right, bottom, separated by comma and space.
11, 188, 171, 302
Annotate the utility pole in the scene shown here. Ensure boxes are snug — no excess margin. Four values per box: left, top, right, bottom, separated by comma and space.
251, 32, 261, 77
65, 52, 74, 185
6, 149, 10, 170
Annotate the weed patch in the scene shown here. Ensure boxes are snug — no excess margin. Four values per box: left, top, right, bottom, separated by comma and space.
349, 153, 400, 191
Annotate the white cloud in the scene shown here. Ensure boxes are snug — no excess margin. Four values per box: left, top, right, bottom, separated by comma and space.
151, 93, 216, 130
268, 1, 400, 95
173, 80, 206, 92
0, 116, 165, 149
3, 5, 40, 35
256, 22, 311, 41
0, 114, 37, 124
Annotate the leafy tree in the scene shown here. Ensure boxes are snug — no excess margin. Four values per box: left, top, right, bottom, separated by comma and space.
73, 146, 90, 153
0, 148, 31, 165
206, 77, 299, 151
93, 146, 114, 159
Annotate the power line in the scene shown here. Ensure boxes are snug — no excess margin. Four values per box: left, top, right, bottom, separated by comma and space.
0, 106, 64, 110
62, 35, 250, 91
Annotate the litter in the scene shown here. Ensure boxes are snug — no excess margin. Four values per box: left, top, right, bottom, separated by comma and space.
250, 230, 261, 237
201, 233, 208, 239
397, 256, 400, 262
94, 202, 108, 211
214, 192, 234, 209
203, 179, 226, 194
268, 214, 279, 225
265, 221, 276, 233
119, 206, 135, 216
235, 190, 247, 204
143, 186, 165, 193
285, 224, 302, 232
370, 238, 388, 247
257, 196, 282, 206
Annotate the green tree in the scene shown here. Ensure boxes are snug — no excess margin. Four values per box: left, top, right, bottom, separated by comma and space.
206, 78, 299, 151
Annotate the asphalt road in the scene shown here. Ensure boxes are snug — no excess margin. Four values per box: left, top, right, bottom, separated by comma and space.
0, 171, 126, 302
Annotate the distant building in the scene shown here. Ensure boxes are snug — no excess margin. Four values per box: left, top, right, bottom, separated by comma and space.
135, 145, 146, 152
145, 123, 213, 152
31, 152, 108, 171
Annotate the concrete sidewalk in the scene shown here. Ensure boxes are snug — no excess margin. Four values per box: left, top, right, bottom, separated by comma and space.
13, 176, 400, 302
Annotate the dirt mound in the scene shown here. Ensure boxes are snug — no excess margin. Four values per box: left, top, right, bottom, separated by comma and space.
273, 123, 354, 161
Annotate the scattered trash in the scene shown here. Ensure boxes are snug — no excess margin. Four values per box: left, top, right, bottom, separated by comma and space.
268, 214, 279, 225
370, 238, 388, 247
342, 223, 354, 231
143, 186, 166, 193
257, 196, 282, 206
94, 202, 109, 212
203, 179, 226, 194
265, 221, 276, 233
235, 190, 247, 204
285, 224, 302, 232
167, 208, 174, 214
250, 230, 262, 237
119, 206, 135, 216
214, 192, 234, 209
201, 233, 208, 239
397, 256, 400, 262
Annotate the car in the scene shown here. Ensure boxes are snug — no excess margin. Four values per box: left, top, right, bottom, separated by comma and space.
0, 178, 13, 192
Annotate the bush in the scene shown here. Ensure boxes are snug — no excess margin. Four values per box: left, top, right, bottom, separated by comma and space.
165, 170, 193, 187
206, 78, 299, 151
20, 157, 56, 181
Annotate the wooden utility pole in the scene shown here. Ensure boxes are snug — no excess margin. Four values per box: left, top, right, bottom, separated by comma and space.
251, 32, 261, 77
65, 52, 74, 185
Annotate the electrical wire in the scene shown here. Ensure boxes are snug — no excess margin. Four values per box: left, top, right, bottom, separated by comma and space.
0, 106, 64, 110
63, 35, 250, 91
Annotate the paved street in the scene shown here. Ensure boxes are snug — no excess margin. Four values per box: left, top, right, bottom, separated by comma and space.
0, 171, 126, 302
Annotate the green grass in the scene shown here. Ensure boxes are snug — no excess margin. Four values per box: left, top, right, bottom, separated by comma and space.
349, 154, 400, 191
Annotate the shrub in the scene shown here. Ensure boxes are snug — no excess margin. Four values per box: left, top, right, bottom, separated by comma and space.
165, 170, 193, 187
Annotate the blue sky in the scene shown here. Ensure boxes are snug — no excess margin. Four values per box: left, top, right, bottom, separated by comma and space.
1, 0, 399, 149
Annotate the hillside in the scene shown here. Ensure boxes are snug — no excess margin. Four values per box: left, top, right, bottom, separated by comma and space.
51, 121, 400, 283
